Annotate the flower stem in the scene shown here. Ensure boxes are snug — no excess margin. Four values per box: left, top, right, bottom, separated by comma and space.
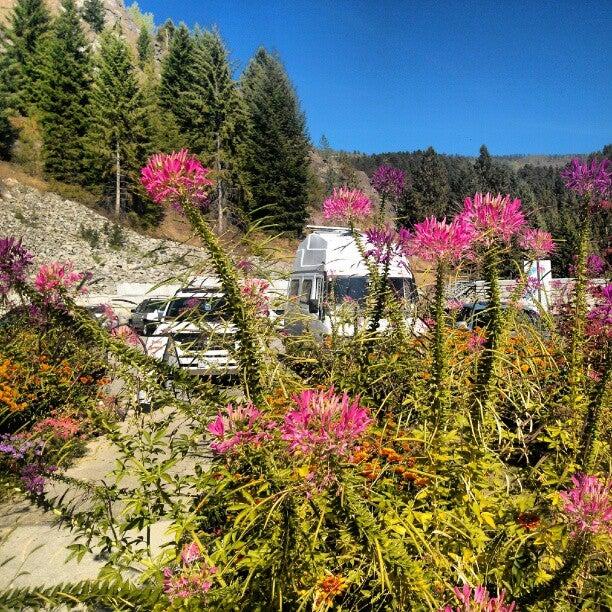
182, 202, 263, 400
472, 247, 504, 426
578, 347, 611, 470
568, 220, 591, 437
433, 260, 450, 421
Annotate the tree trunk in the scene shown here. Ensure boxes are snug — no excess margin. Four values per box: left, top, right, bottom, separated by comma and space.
115, 140, 121, 219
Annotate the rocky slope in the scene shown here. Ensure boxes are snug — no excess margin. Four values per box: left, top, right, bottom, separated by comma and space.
0, 177, 207, 293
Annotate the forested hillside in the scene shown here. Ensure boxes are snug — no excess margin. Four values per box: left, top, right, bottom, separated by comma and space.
0, 0, 609, 274
339, 144, 611, 274
0, 0, 313, 235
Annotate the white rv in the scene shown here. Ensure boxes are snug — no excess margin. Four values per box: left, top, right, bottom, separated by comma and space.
286, 226, 420, 336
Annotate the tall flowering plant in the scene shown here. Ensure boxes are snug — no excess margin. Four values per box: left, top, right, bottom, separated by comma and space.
559, 158, 611, 469
459, 193, 526, 425
404, 217, 474, 419
141, 150, 263, 399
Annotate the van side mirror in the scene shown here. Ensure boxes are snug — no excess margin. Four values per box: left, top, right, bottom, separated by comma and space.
307, 299, 319, 314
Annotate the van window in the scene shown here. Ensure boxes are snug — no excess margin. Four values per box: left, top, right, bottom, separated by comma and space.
327, 277, 367, 304
300, 279, 313, 302
388, 278, 417, 301
289, 279, 299, 297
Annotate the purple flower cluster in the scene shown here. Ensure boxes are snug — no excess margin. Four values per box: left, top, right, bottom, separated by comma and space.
441, 585, 516, 612
364, 226, 410, 266
370, 165, 406, 199
560, 473, 612, 536
561, 158, 611, 200
0, 434, 44, 460
0, 237, 33, 296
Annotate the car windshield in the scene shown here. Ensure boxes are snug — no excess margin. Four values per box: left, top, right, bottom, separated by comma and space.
165, 295, 229, 321
136, 299, 165, 313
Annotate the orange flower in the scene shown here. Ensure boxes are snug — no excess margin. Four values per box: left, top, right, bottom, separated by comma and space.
315, 575, 347, 605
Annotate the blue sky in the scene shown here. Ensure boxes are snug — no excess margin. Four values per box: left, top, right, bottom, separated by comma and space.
137, 1, 611, 156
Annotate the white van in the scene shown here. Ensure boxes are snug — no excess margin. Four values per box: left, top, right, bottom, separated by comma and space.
285, 226, 421, 336
144, 277, 238, 376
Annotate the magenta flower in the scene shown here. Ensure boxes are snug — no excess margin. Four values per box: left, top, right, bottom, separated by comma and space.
181, 542, 202, 565
560, 158, 611, 201
519, 228, 555, 259
323, 187, 372, 223
208, 403, 271, 454
241, 278, 271, 315
404, 217, 475, 263
569, 253, 607, 278
141, 150, 214, 211
371, 165, 406, 199
281, 387, 371, 458
34, 261, 85, 304
162, 563, 217, 601
460, 193, 526, 246
0, 237, 33, 296
559, 473, 612, 536
111, 325, 142, 346
364, 225, 409, 266
442, 585, 516, 612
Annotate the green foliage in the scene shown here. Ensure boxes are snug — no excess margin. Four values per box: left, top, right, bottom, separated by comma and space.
0, 578, 163, 610
0, 0, 51, 114
240, 48, 311, 234
85, 29, 154, 220
37, 0, 92, 184
0, 100, 16, 159
398, 146, 450, 225
81, 0, 105, 34
127, 1, 156, 33
137, 25, 153, 67
103, 221, 126, 250
79, 223, 100, 247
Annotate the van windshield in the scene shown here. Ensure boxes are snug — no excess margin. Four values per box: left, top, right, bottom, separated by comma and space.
327, 276, 416, 305
327, 277, 368, 304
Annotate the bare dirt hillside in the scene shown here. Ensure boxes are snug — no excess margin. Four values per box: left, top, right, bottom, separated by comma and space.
0, 175, 208, 293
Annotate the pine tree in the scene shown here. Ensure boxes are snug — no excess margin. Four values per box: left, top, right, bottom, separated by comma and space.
81, 0, 105, 34
38, 0, 91, 183
240, 48, 310, 234
186, 28, 248, 231
156, 19, 176, 55
474, 144, 514, 194
137, 26, 153, 68
159, 24, 196, 134
0, 0, 51, 113
0, 98, 17, 159
399, 147, 450, 226
87, 30, 154, 221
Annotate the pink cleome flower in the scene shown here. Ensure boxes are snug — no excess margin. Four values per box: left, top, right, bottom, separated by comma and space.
181, 541, 202, 565
404, 216, 475, 263
323, 187, 372, 223
34, 261, 85, 304
518, 228, 555, 259
208, 402, 272, 454
162, 563, 217, 601
241, 278, 271, 315
586, 283, 612, 339
560, 158, 611, 201
370, 165, 406, 199
141, 150, 214, 211
559, 473, 612, 536
281, 387, 371, 458
33, 416, 80, 441
441, 585, 516, 612
460, 193, 526, 246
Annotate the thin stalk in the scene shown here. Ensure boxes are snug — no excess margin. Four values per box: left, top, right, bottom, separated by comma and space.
433, 260, 450, 421
182, 202, 263, 400
472, 247, 504, 424
568, 220, 591, 429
